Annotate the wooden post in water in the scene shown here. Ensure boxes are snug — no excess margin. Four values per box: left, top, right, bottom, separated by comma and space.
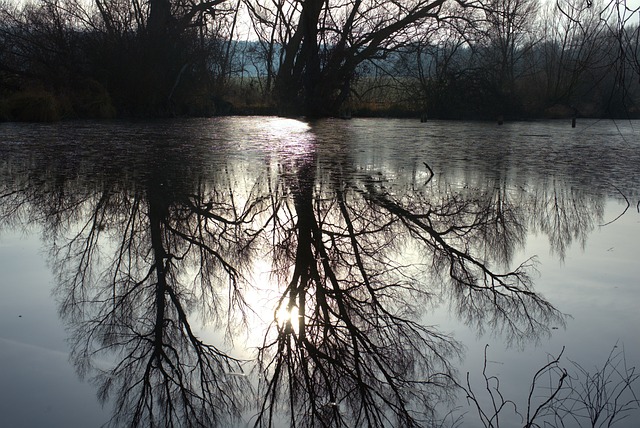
339, 108, 352, 119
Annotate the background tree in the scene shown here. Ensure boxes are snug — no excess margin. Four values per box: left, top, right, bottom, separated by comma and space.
91, 0, 239, 115
0, 0, 240, 118
246, 0, 463, 117
597, 1, 640, 116
534, 0, 609, 116
473, 0, 540, 118
392, 7, 481, 118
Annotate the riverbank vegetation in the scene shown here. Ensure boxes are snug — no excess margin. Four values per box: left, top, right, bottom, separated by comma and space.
1, 0, 639, 120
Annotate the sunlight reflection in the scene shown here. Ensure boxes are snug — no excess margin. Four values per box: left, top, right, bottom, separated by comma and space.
268, 117, 310, 137
275, 303, 300, 330
230, 260, 297, 352
266, 117, 315, 159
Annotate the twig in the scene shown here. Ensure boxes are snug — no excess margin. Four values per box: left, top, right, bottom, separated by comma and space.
600, 186, 630, 226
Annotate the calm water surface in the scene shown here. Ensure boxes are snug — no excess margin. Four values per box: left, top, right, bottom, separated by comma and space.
0, 117, 638, 427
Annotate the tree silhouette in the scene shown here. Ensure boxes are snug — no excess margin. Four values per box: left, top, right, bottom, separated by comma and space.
252, 125, 565, 427
57, 178, 253, 427
0, 128, 267, 427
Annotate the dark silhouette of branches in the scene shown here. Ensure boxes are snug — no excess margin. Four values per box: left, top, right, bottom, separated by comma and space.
254, 156, 462, 427
553, 343, 640, 428
51, 176, 259, 427
358, 175, 563, 346
252, 141, 565, 426
0, 130, 273, 427
461, 343, 640, 428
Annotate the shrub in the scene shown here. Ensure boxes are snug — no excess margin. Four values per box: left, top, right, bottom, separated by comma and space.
6, 90, 61, 122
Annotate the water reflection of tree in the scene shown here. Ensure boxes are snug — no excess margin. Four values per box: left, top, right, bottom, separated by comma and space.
252, 138, 566, 426
254, 153, 460, 427
1, 137, 265, 427
529, 183, 604, 260
55, 175, 256, 427
0, 126, 610, 427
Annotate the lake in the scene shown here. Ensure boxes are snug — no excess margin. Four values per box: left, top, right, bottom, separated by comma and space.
0, 117, 639, 428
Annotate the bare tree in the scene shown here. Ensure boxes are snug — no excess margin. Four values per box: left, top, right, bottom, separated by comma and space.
245, 0, 475, 117
536, 0, 609, 113
472, 0, 541, 117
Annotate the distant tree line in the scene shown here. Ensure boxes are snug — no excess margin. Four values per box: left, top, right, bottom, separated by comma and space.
373, 0, 640, 119
0, 0, 238, 119
0, 0, 638, 120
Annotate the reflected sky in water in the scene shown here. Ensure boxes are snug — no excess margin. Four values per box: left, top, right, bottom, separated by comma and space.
0, 228, 111, 427
0, 117, 638, 428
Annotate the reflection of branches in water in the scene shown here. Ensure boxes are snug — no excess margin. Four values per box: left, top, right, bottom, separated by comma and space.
479, 183, 528, 269
530, 183, 604, 260
0, 137, 277, 426
48, 171, 267, 427
254, 159, 564, 427
0, 163, 96, 235
361, 175, 563, 346
600, 186, 630, 227
0, 134, 613, 427
256, 160, 461, 427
